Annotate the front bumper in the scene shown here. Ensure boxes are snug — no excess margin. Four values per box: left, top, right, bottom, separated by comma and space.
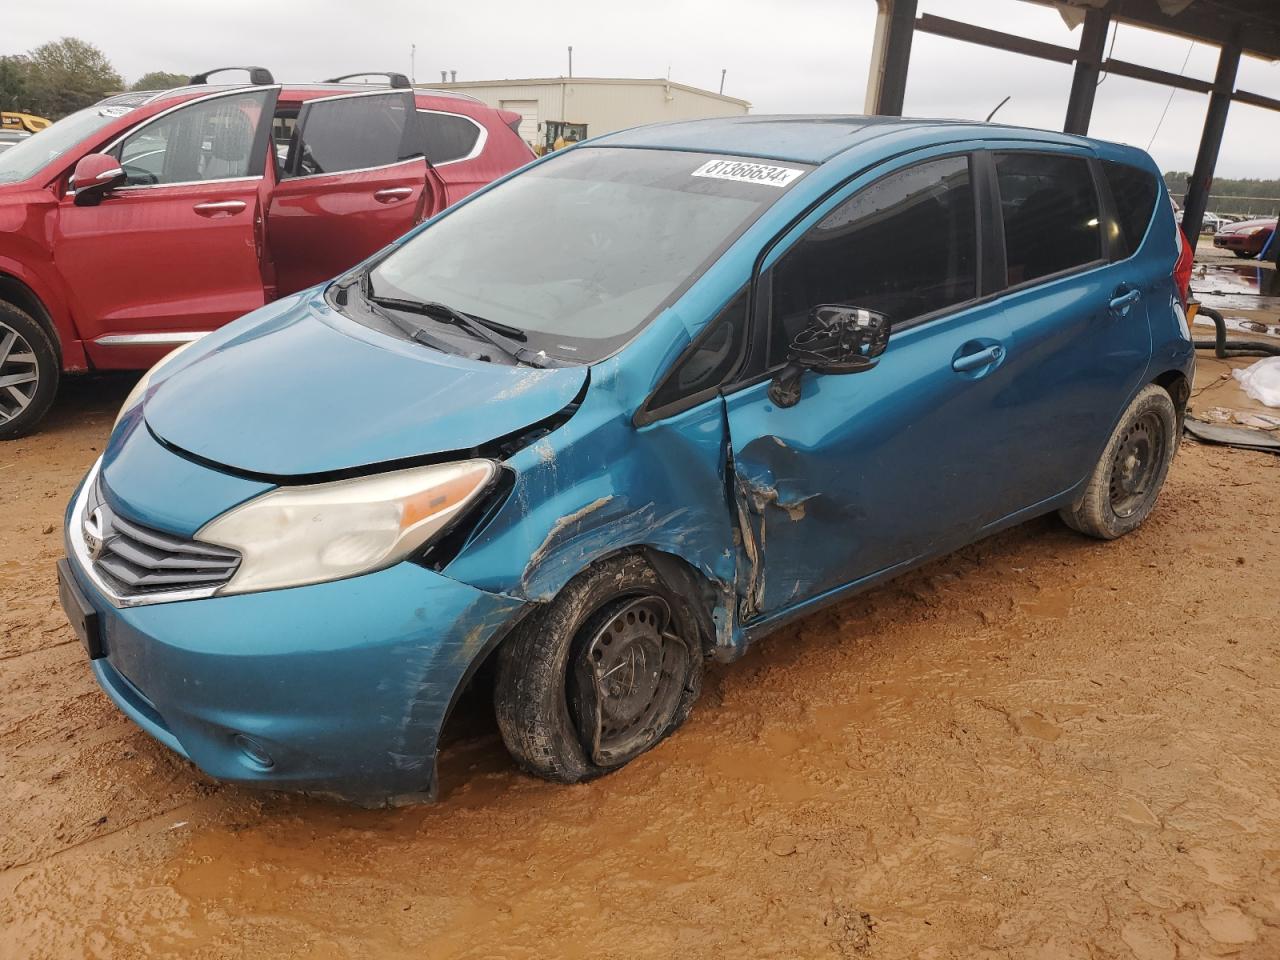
62, 543, 526, 805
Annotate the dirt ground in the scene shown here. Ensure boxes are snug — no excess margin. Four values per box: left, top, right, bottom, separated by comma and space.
3, 364, 1280, 959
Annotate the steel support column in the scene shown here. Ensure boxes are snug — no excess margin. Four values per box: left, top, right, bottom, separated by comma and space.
864, 0, 919, 116
1182, 29, 1242, 244
1063, 7, 1111, 135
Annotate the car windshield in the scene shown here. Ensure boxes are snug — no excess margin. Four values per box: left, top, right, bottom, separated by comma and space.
0, 105, 127, 184
366, 147, 811, 362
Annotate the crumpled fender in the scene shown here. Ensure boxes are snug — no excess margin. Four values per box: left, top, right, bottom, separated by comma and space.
443, 352, 745, 659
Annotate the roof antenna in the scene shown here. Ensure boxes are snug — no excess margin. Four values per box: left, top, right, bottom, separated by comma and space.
986, 95, 1011, 122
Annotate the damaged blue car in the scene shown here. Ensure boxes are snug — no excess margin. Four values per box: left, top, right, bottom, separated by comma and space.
58, 115, 1194, 804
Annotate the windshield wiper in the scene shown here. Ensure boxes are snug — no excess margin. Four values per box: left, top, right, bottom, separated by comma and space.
366, 288, 549, 369
341, 273, 488, 361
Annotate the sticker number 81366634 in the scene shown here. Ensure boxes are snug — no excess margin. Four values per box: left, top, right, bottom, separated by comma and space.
691, 159, 804, 187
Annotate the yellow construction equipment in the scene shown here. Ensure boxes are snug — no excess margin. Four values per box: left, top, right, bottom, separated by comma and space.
1, 112, 53, 135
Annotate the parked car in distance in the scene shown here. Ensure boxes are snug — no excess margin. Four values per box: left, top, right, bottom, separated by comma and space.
1212, 216, 1277, 258
59, 115, 1194, 805
1174, 208, 1229, 234
0, 68, 533, 439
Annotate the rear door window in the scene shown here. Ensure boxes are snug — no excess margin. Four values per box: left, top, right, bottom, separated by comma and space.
994, 152, 1102, 285
420, 111, 482, 164
286, 91, 419, 177
1101, 160, 1159, 259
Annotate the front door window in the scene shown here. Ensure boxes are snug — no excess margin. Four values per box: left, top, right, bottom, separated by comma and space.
767, 155, 978, 365
114, 89, 272, 186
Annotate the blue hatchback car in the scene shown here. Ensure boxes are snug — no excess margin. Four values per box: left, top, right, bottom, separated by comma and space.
59, 115, 1194, 804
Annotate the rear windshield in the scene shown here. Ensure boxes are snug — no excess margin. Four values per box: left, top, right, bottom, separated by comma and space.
367, 147, 811, 362
1101, 160, 1159, 259
0, 105, 127, 184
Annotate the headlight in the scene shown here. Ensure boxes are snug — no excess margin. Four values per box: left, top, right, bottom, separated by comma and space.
197, 460, 497, 595
113, 339, 202, 429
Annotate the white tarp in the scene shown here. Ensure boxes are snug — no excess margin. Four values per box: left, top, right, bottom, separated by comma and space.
1233, 357, 1280, 408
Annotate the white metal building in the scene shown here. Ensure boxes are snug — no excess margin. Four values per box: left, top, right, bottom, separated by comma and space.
425, 77, 750, 152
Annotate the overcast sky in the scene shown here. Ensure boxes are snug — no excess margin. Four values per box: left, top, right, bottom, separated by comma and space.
12, 0, 1280, 179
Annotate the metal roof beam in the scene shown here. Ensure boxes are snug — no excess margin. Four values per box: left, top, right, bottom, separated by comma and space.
915, 14, 1079, 64
1064, 6, 1112, 134
1025, 0, 1280, 63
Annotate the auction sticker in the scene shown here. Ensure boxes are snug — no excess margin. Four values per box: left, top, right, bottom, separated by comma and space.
692, 159, 804, 187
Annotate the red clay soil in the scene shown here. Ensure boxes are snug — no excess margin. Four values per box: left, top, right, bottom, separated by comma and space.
2, 375, 1279, 960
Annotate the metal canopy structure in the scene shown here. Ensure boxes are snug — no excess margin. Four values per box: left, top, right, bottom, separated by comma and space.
863, 0, 1280, 244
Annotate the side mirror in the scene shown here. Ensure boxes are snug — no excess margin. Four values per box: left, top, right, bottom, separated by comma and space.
70, 153, 126, 207
768, 305, 891, 409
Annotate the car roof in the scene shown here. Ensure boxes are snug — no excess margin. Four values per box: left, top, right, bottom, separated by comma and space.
135, 82, 484, 111
590, 114, 1102, 165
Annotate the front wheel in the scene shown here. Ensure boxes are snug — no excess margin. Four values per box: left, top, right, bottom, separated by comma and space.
494, 553, 703, 783
1059, 383, 1177, 540
0, 302, 59, 441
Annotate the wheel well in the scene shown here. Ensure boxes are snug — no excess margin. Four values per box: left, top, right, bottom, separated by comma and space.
0, 273, 60, 364
1152, 370, 1190, 440
634, 546, 727, 658
1152, 369, 1190, 413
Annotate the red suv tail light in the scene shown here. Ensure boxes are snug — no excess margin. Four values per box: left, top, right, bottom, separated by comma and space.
1173, 224, 1194, 308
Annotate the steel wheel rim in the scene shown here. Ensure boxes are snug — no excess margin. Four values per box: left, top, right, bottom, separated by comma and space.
1109, 411, 1165, 518
570, 594, 691, 767
0, 320, 39, 426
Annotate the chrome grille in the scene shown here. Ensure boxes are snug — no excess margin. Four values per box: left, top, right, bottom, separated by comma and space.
84, 476, 240, 597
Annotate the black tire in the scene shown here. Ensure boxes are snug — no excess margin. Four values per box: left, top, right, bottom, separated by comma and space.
1059, 383, 1177, 540
494, 553, 703, 784
0, 301, 59, 441
1233, 250, 1256, 259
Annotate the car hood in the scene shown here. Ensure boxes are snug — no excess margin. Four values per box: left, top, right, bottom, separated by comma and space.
144, 297, 587, 478
1219, 218, 1276, 234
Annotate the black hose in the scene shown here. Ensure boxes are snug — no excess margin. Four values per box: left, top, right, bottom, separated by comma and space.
1192, 305, 1280, 358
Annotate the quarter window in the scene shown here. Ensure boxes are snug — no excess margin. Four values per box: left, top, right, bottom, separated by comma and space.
114, 90, 270, 186
1101, 160, 1159, 260
420, 112, 482, 164
649, 289, 748, 411
995, 153, 1101, 284
768, 155, 977, 366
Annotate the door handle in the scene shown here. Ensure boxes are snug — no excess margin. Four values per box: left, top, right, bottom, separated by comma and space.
952, 343, 1005, 373
1109, 288, 1142, 316
192, 199, 247, 217
373, 186, 414, 203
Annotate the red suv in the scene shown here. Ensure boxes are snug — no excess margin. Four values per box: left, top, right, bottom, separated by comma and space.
0, 68, 533, 438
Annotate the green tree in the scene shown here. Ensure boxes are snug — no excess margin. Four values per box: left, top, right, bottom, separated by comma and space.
131, 71, 188, 92
0, 55, 29, 112
22, 37, 122, 119
1165, 170, 1280, 217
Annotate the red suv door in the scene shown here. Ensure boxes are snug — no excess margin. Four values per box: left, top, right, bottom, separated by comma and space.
52, 87, 278, 370
267, 90, 445, 294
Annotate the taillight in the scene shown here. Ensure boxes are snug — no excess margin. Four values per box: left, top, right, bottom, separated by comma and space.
1173, 224, 1193, 307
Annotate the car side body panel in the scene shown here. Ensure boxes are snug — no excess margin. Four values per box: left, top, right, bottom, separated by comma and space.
57, 117, 1191, 800
0, 84, 533, 377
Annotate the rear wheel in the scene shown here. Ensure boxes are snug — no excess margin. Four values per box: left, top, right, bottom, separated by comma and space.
1059, 384, 1176, 540
1233, 250, 1256, 259
0, 302, 59, 441
494, 554, 703, 783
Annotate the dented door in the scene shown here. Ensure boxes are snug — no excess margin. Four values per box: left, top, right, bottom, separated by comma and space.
724, 298, 1019, 620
